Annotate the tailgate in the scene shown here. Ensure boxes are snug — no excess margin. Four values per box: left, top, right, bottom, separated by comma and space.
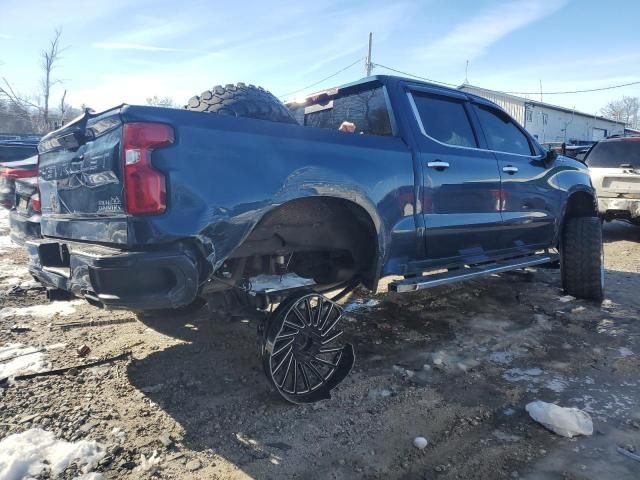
591, 167, 640, 197
38, 108, 128, 244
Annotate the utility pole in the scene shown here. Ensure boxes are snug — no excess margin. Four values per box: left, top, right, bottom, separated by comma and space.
464, 60, 469, 84
539, 79, 543, 103
365, 32, 373, 77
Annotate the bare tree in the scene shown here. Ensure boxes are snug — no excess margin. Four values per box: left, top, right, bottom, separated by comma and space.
0, 28, 67, 133
41, 28, 64, 127
601, 96, 639, 128
145, 96, 178, 108
59, 89, 68, 126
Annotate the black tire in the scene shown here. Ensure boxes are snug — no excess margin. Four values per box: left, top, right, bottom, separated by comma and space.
561, 216, 604, 301
186, 83, 298, 124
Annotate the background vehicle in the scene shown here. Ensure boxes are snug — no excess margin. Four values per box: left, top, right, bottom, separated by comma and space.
25, 76, 603, 403
9, 176, 41, 245
0, 155, 38, 209
586, 135, 640, 224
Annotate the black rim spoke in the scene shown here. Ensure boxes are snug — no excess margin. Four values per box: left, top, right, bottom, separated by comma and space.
318, 346, 343, 354
322, 313, 341, 336
313, 297, 324, 326
290, 310, 306, 329
272, 338, 294, 356
298, 361, 311, 392
318, 303, 334, 331
278, 353, 294, 388
305, 361, 326, 381
273, 348, 293, 374
321, 329, 343, 345
313, 355, 339, 368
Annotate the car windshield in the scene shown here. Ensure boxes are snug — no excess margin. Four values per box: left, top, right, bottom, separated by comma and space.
585, 140, 640, 168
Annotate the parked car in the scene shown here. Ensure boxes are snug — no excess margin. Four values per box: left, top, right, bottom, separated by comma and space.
25, 76, 603, 403
9, 176, 41, 245
585, 135, 640, 225
0, 155, 38, 209
0, 137, 39, 163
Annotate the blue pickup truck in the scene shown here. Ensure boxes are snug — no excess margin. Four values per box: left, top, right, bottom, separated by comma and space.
26, 76, 603, 403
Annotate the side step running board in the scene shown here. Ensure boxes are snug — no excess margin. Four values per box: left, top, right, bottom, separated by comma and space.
389, 253, 559, 293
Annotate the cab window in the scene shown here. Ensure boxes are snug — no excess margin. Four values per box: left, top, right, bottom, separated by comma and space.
474, 105, 533, 155
411, 93, 478, 148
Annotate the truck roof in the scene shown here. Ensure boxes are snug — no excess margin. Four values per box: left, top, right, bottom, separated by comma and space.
290, 74, 497, 108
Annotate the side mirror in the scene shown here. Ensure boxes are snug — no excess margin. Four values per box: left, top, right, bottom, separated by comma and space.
544, 149, 558, 167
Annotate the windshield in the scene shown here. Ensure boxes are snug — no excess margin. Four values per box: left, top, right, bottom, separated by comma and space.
585, 140, 640, 168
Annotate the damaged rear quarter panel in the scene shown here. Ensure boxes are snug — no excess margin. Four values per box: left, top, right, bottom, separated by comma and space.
121, 106, 417, 274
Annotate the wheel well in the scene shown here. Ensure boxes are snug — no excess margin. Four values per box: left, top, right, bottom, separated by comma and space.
565, 191, 597, 219
228, 197, 379, 289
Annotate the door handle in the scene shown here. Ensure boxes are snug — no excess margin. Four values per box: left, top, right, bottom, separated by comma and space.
427, 161, 450, 170
502, 165, 519, 174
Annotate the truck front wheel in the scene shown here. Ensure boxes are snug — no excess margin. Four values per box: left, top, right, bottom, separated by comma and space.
561, 216, 604, 301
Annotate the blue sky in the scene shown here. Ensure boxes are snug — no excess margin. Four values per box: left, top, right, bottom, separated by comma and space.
1, 0, 639, 115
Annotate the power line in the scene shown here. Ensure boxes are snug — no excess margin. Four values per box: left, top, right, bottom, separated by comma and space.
372, 63, 459, 87
503, 80, 640, 95
278, 57, 364, 99
376, 62, 640, 96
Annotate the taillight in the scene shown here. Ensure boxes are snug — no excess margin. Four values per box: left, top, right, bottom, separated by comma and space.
31, 190, 41, 213
0, 168, 37, 179
122, 123, 174, 215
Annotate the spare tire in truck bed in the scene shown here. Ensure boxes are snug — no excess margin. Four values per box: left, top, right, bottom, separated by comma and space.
186, 83, 298, 124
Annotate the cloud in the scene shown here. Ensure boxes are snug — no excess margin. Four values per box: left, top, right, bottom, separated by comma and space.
93, 42, 183, 52
417, 0, 568, 64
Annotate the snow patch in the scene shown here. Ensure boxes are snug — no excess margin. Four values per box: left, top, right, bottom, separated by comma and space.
344, 298, 380, 312
619, 347, 634, 357
0, 428, 105, 479
0, 343, 46, 379
0, 300, 81, 319
545, 377, 569, 393
503, 367, 543, 382
488, 351, 514, 365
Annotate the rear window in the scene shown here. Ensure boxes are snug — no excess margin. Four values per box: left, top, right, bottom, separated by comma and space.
0, 144, 38, 163
585, 140, 640, 168
289, 86, 392, 136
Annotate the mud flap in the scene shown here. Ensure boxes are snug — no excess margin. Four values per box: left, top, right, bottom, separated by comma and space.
261, 290, 355, 404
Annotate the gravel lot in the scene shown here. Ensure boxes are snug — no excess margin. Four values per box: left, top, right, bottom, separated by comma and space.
0, 212, 638, 480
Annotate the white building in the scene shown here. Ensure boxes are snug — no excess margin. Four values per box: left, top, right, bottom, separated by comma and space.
459, 85, 625, 144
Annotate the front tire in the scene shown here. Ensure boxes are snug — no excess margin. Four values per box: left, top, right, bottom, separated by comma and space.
561, 216, 604, 301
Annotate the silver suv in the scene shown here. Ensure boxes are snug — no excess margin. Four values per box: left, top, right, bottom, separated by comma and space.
586, 136, 640, 225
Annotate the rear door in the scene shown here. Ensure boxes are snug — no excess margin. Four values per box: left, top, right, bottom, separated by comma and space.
407, 88, 506, 263
470, 101, 557, 250
38, 109, 128, 244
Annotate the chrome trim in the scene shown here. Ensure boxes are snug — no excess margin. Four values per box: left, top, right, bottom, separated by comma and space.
406, 91, 545, 160
502, 166, 519, 174
427, 160, 450, 169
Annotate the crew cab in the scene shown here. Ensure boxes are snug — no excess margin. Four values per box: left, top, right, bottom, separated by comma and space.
25, 76, 603, 403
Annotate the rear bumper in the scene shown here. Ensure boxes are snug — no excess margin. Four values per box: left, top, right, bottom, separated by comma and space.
26, 239, 200, 310
598, 197, 640, 219
9, 210, 41, 245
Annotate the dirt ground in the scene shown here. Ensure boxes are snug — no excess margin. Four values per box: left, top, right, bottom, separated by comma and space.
0, 215, 638, 480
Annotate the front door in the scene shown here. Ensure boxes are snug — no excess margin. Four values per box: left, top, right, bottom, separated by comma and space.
471, 101, 557, 250
407, 89, 505, 263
